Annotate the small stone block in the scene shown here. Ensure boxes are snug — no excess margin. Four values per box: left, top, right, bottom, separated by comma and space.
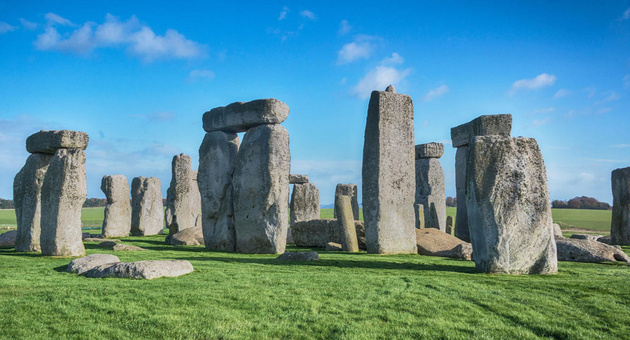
415, 143, 444, 159
26, 130, 89, 154
289, 174, 309, 184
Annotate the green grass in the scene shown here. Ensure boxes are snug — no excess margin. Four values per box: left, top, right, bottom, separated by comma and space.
551, 209, 612, 232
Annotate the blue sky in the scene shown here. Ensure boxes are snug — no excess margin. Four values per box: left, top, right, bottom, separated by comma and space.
1, 1, 629, 205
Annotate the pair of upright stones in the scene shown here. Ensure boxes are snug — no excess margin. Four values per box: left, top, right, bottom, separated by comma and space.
414, 142, 446, 231
289, 174, 320, 226
199, 99, 290, 253
14, 130, 88, 256
451, 114, 557, 274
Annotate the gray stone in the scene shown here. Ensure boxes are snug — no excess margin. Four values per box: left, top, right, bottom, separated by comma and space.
275, 251, 319, 261
385, 85, 396, 92
112, 244, 148, 251
290, 183, 320, 226
362, 88, 417, 254
334, 184, 359, 220
97, 241, 118, 248
165, 154, 201, 236
40, 148, 87, 257
170, 227, 204, 246
66, 254, 120, 275
597, 235, 612, 245
233, 124, 290, 254
289, 174, 309, 184
415, 228, 472, 260
83, 260, 194, 279
101, 175, 131, 238
414, 204, 424, 229
26, 130, 89, 154
0, 230, 17, 247
454, 147, 470, 241
415, 158, 446, 232
556, 238, 630, 264
292, 219, 337, 247
325, 242, 343, 251
570, 234, 602, 241
446, 216, 454, 235
331, 220, 366, 250
415, 143, 444, 159
203, 98, 289, 133
466, 136, 557, 274
198, 131, 239, 252
84, 238, 119, 243
14, 153, 53, 252
451, 243, 473, 261
553, 223, 563, 238
611, 166, 630, 245
337, 195, 359, 252
450, 114, 512, 148
130, 177, 163, 236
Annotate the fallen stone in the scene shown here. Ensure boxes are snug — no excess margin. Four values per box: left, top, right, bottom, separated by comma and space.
289, 183, 320, 226
130, 177, 163, 236
0, 230, 17, 247
97, 241, 118, 248
203, 98, 289, 133
325, 242, 343, 251
553, 223, 563, 238
84, 260, 194, 279
556, 238, 630, 264
165, 154, 201, 236
450, 114, 512, 148
113, 244, 148, 251
26, 130, 89, 154
66, 254, 120, 275
415, 142, 444, 159
101, 175, 131, 238
275, 251, 319, 261
337, 195, 359, 252
611, 166, 630, 245
597, 235, 612, 245
84, 238, 119, 243
170, 227, 204, 246
451, 243, 473, 261
289, 174, 309, 184
415, 228, 472, 260
334, 184, 359, 220
415, 157, 446, 231
570, 234, 602, 241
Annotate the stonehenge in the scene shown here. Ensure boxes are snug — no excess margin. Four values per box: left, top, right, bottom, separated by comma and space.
414, 142, 446, 232
362, 85, 417, 254
611, 167, 630, 245
165, 154, 201, 237
101, 175, 131, 238
130, 177, 163, 236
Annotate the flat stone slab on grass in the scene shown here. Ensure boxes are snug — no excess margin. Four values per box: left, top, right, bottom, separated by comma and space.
203, 98, 289, 133
95, 241, 148, 251
276, 251, 319, 261
66, 254, 121, 275
325, 242, 342, 251
84, 238, 120, 243
556, 238, 630, 264
26, 130, 89, 154
416, 228, 472, 260
83, 260, 194, 279
170, 227, 204, 246
570, 234, 602, 241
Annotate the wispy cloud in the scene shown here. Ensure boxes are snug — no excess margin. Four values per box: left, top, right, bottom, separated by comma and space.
554, 88, 569, 99
532, 117, 551, 126
532, 107, 555, 114
188, 69, 215, 81
352, 54, 411, 99
300, 10, 316, 20
381, 52, 404, 65
621, 8, 630, 21
45, 13, 75, 27
338, 20, 352, 35
336, 34, 379, 65
19, 18, 37, 30
0, 22, 16, 34
510, 73, 556, 94
278, 6, 289, 20
423, 84, 449, 102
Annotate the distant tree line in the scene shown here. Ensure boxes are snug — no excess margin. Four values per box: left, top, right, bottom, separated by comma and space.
0, 198, 14, 209
446, 197, 457, 207
551, 196, 610, 210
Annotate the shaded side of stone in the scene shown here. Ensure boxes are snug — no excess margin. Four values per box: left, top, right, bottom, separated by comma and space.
333, 184, 359, 220
611, 166, 630, 245
415, 158, 446, 232
454, 146, 470, 241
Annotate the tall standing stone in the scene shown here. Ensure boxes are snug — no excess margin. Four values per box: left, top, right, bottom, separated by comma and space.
333, 184, 360, 220
290, 183, 320, 225
233, 124, 290, 254
337, 195, 359, 252
362, 85, 417, 254
415, 143, 446, 232
101, 175, 131, 238
466, 136, 557, 274
165, 154, 201, 236
198, 131, 240, 252
446, 216, 454, 235
451, 114, 512, 242
14, 153, 53, 252
40, 149, 87, 257
131, 177, 163, 236
611, 167, 630, 245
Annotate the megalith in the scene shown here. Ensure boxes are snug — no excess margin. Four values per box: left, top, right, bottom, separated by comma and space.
203, 98, 289, 133
165, 154, 201, 236
232, 124, 290, 254
611, 166, 630, 245
198, 131, 240, 252
130, 177, 163, 236
337, 195, 359, 252
101, 175, 131, 238
415, 142, 446, 232
26, 130, 89, 154
450, 114, 512, 242
40, 148, 87, 257
466, 136, 557, 274
289, 174, 309, 184
333, 184, 360, 220
362, 85, 417, 254
290, 183, 320, 225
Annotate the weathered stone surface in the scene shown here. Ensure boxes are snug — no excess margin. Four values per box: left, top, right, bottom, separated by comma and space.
415, 143, 444, 159
331, 221, 366, 250
363, 88, 417, 254
415, 158, 446, 232
553, 223, 563, 238
334, 184, 359, 220
414, 204, 425, 229
275, 251, 319, 261
556, 238, 630, 264
289, 174, 309, 184
286, 228, 294, 244
292, 219, 336, 247
289, 183, 320, 226
446, 216, 454, 235
66, 254, 120, 275
170, 227, 204, 246
130, 177, 163, 236
451, 243, 473, 261
198, 131, 239, 252
450, 114, 512, 148
611, 166, 630, 245
84, 260, 194, 279
326, 242, 343, 251
0, 230, 17, 247
597, 235, 612, 244
26, 130, 89, 154
337, 195, 359, 252
113, 244, 148, 251
165, 154, 201, 236
40, 149, 87, 257
97, 241, 118, 248
84, 238, 119, 243
101, 175, 131, 238
233, 124, 290, 254
466, 136, 557, 274
454, 146, 470, 241
570, 234, 602, 241
203, 98, 289, 133
416, 228, 472, 260
14, 153, 53, 252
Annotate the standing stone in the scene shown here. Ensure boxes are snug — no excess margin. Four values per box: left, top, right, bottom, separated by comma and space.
337, 195, 359, 252
333, 184, 360, 220
165, 154, 201, 236
203, 99, 289, 133
40, 149, 87, 257
130, 177, 163, 236
466, 136, 557, 274
14, 153, 53, 252
101, 175, 131, 238
198, 131, 240, 252
233, 124, 290, 254
611, 167, 630, 245
414, 204, 425, 229
290, 183, 320, 225
362, 86, 417, 254
415, 143, 446, 232
446, 216, 454, 235
451, 114, 512, 242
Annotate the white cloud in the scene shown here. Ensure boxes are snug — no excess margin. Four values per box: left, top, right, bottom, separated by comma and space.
533, 118, 551, 126
189, 69, 215, 81
336, 35, 378, 65
338, 20, 352, 35
278, 6, 289, 20
0, 22, 16, 34
381, 52, 404, 65
423, 84, 449, 102
19, 18, 37, 30
300, 10, 316, 20
45, 13, 74, 27
621, 8, 630, 21
33, 14, 206, 62
554, 88, 569, 99
353, 66, 411, 99
510, 73, 556, 94
602, 91, 620, 103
